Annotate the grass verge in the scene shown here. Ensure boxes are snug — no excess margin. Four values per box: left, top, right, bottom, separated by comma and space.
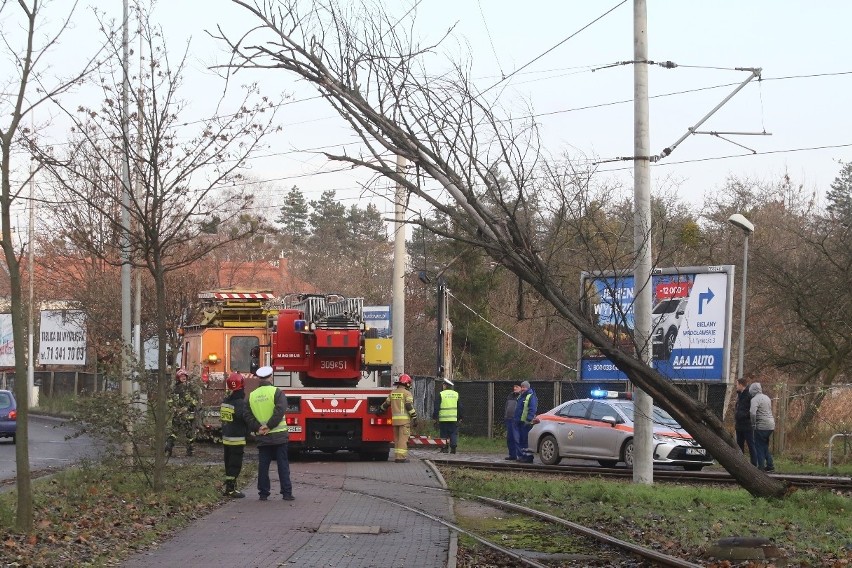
0, 455, 257, 567
442, 468, 852, 566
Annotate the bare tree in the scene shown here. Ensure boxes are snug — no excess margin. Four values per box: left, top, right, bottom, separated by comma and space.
705, 174, 852, 431
33, 6, 280, 490
0, 0, 106, 530
219, 0, 788, 497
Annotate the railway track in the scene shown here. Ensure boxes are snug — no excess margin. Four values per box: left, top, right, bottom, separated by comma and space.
292, 461, 704, 567
429, 456, 852, 492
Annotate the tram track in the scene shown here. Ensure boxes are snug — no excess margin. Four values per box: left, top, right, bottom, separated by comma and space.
291, 459, 704, 567
429, 456, 852, 492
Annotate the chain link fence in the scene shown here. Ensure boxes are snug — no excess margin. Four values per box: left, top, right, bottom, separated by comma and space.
410, 376, 729, 439
9, 370, 848, 460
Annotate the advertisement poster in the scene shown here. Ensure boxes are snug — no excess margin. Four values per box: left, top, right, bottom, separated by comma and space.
363, 305, 391, 338
579, 266, 734, 382
38, 310, 87, 366
0, 314, 13, 368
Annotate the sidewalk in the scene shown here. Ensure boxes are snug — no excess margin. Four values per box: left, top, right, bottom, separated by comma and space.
122, 456, 456, 568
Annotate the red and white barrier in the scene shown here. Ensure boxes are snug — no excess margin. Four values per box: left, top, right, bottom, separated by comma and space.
408, 435, 447, 447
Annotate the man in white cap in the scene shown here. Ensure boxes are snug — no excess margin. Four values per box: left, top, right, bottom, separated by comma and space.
245, 366, 294, 501
432, 378, 463, 454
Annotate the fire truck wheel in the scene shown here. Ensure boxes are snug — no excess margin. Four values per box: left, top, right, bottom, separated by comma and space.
287, 450, 302, 461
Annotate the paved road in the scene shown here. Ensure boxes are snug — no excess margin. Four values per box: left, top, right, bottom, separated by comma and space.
0, 414, 99, 483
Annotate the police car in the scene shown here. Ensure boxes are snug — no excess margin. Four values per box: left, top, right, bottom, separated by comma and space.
527, 390, 713, 470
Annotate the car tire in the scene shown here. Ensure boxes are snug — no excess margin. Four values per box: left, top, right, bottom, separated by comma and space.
598, 460, 617, 468
621, 439, 634, 468
664, 328, 677, 358
538, 435, 562, 465
683, 464, 704, 471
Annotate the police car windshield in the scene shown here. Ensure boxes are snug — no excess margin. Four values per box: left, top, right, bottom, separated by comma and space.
614, 401, 681, 428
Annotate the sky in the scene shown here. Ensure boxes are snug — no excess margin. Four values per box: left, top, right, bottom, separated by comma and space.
11, 1, 852, 230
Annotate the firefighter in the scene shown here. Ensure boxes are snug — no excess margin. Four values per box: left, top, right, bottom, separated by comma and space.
165, 367, 200, 457
433, 378, 462, 454
376, 374, 417, 463
221, 372, 249, 498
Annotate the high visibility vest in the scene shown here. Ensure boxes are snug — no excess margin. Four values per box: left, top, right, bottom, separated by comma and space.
249, 385, 288, 434
519, 392, 533, 423
438, 390, 459, 422
220, 402, 246, 446
389, 387, 415, 424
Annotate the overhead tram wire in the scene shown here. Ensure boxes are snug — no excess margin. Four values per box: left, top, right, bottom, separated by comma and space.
10, 69, 852, 161
478, 0, 628, 98
447, 290, 576, 372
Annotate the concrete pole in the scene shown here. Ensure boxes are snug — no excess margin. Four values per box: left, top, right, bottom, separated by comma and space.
27, 160, 35, 408
632, 0, 654, 485
391, 155, 407, 378
120, 0, 132, 396
132, 13, 144, 396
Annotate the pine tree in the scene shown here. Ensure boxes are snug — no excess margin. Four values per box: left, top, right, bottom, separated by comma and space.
276, 186, 309, 242
826, 161, 852, 224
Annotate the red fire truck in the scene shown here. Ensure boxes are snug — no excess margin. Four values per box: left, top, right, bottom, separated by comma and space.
180, 290, 394, 460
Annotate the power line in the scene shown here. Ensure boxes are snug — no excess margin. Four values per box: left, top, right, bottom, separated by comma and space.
481, 1, 628, 96
448, 290, 576, 372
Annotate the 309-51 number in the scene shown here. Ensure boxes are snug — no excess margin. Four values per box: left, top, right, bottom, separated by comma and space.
320, 360, 346, 370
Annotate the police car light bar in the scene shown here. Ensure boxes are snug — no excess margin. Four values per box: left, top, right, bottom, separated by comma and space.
590, 389, 632, 400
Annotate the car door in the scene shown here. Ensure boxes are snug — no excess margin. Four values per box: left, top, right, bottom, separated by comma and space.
581, 401, 624, 459
552, 400, 590, 456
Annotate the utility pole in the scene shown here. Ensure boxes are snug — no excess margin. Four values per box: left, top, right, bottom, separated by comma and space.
133, 8, 144, 395
632, 0, 654, 485
120, 0, 132, 397
391, 155, 406, 379
27, 159, 35, 408
435, 277, 449, 381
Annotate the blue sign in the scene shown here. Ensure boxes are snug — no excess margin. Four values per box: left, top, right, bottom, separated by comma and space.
579, 266, 734, 382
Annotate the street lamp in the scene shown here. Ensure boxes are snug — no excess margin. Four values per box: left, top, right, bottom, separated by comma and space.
728, 213, 754, 383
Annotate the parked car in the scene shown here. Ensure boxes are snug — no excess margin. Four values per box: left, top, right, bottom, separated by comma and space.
651, 297, 688, 360
0, 389, 17, 444
527, 390, 713, 470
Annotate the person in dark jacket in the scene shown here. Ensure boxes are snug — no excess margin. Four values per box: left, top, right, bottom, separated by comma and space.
504, 384, 522, 460
245, 366, 294, 501
221, 372, 249, 498
514, 381, 538, 463
734, 377, 758, 466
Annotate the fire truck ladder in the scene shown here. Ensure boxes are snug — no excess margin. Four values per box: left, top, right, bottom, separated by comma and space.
289, 294, 364, 330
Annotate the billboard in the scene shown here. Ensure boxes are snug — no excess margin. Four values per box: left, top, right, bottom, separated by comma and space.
0, 314, 13, 368
38, 309, 87, 366
363, 305, 391, 338
578, 266, 734, 382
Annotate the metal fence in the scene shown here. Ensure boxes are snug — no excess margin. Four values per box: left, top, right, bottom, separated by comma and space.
0, 371, 112, 396
410, 376, 729, 439
10, 369, 847, 460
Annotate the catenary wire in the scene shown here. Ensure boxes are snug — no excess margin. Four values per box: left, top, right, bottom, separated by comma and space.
447, 290, 576, 372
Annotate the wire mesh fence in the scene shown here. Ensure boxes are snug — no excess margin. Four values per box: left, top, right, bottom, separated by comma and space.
7, 370, 848, 460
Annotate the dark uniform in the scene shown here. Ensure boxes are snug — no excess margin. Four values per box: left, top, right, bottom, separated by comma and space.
245, 366, 294, 501
377, 374, 417, 463
166, 369, 200, 457
433, 379, 462, 454
221, 372, 249, 498
734, 379, 757, 467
